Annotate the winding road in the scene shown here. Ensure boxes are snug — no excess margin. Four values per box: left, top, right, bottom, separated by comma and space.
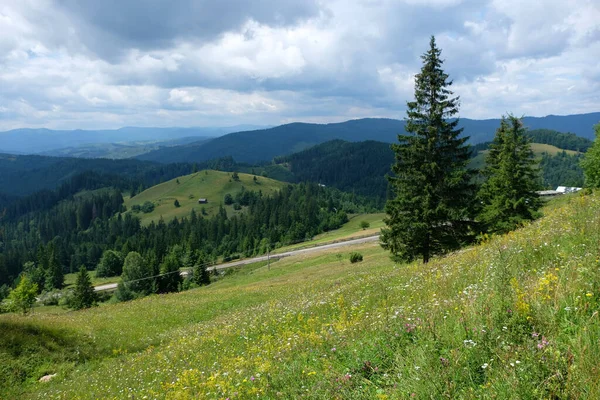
94, 234, 380, 292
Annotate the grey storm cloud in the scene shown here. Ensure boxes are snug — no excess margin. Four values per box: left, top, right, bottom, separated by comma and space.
56, 0, 321, 60
0, 0, 598, 130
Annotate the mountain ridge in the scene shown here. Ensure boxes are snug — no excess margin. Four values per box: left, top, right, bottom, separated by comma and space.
137, 112, 600, 164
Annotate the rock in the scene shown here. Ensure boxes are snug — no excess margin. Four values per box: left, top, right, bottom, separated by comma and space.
39, 373, 57, 383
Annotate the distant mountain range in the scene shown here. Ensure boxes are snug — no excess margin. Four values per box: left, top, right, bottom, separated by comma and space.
0, 125, 267, 154
137, 112, 600, 164
1, 112, 598, 163
38, 136, 213, 159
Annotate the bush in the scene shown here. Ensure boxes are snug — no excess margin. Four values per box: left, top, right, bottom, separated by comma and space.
360, 220, 370, 230
140, 201, 155, 213
349, 252, 363, 263
39, 290, 61, 306
174, 199, 180, 208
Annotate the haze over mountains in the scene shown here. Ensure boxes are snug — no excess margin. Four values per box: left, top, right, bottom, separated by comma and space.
0, 125, 267, 154
0, 112, 598, 164
137, 112, 600, 164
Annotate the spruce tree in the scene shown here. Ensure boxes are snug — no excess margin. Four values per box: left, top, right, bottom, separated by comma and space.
158, 252, 182, 293
581, 123, 600, 188
45, 248, 64, 291
192, 252, 211, 286
381, 36, 476, 263
71, 267, 97, 310
478, 115, 542, 233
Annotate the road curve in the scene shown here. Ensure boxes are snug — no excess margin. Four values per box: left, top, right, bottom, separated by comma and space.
95, 234, 380, 292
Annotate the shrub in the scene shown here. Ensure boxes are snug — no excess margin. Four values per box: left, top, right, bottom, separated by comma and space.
39, 290, 61, 306
349, 252, 363, 263
360, 220, 370, 230
140, 201, 155, 213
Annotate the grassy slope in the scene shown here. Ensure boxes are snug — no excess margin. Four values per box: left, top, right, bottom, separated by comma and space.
273, 213, 385, 253
3, 193, 600, 398
530, 143, 578, 156
124, 170, 286, 225
470, 142, 579, 173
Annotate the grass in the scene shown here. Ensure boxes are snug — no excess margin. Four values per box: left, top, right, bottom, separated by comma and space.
530, 143, 579, 156
2, 192, 600, 398
470, 142, 579, 172
63, 270, 119, 289
124, 170, 286, 225
272, 213, 384, 253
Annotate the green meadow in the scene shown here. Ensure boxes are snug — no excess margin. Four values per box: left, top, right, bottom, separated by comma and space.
1, 193, 600, 398
124, 170, 286, 225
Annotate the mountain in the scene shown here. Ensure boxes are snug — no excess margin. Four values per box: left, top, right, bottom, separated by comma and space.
0, 153, 186, 197
137, 113, 600, 164
275, 140, 394, 205
125, 170, 287, 225
0, 125, 267, 154
39, 136, 213, 159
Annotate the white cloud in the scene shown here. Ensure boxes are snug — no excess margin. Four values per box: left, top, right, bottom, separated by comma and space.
0, 0, 598, 130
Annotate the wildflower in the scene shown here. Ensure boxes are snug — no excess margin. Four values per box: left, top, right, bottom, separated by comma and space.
331, 347, 336, 352
586, 293, 593, 298
481, 363, 489, 369
531, 332, 539, 338
250, 376, 255, 381
463, 339, 477, 348
439, 357, 449, 367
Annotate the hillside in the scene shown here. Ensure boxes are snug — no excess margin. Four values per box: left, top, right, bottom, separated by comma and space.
0, 125, 267, 154
3, 192, 600, 398
124, 170, 287, 225
38, 136, 212, 159
276, 140, 394, 203
0, 153, 195, 197
137, 113, 600, 164
274, 136, 585, 201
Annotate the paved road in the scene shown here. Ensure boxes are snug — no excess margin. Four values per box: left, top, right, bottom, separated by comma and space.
94, 234, 380, 292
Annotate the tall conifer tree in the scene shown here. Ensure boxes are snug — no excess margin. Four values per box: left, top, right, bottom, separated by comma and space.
478, 115, 542, 233
381, 36, 475, 263
71, 267, 97, 310
581, 123, 600, 188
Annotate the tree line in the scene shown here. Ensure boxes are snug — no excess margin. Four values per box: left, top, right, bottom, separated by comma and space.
0, 179, 372, 295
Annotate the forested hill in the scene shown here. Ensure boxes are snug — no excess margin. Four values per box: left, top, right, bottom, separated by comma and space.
0, 177, 373, 286
0, 153, 187, 197
276, 132, 590, 200
136, 113, 600, 164
0, 153, 247, 198
473, 129, 593, 153
275, 140, 394, 206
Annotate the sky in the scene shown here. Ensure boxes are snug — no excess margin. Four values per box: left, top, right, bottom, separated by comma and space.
0, 0, 599, 130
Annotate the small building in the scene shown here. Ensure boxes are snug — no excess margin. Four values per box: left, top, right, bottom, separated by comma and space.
537, 190, 561, 197
556, 186, 582, 194
198, 198, 208, 204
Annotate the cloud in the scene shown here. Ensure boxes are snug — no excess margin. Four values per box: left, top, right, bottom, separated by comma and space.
0, 0, 598, 130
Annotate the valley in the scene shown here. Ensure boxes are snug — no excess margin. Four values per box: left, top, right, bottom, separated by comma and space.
1, 5, 600, 398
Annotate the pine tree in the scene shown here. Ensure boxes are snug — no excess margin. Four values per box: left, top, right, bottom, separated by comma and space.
581, 123, 600, 188
71, 266, 97, 310
478, 115, 542, 233
45, 247, 64, 291
381, 36, 476, 263
158, 252, 182, 293
192, 252, 211, 286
